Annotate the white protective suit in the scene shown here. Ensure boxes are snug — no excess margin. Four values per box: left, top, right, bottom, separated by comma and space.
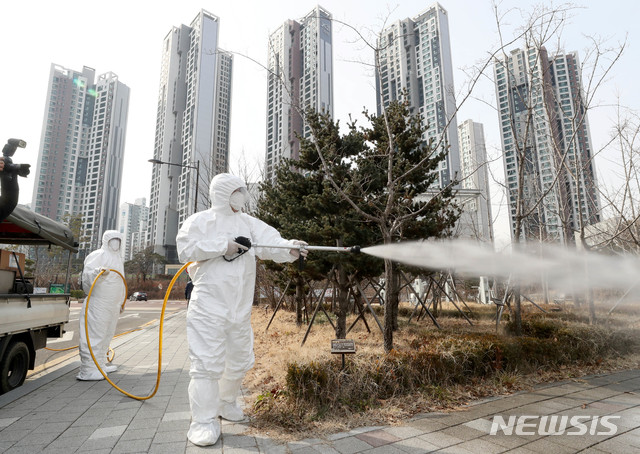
76, 230, 125, 381
176, 173, 303, 446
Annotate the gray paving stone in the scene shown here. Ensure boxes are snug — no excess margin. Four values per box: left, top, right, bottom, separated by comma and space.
221, 421, 251, 435
162, 411, 191, 422
158, 419, 190, 432
456, 437, 509, 453
18, 410, 60, 422
148, 441, 188, 453
359, 444, 406, 453
382, 426, 425, 439
223, 446, 260, 454
623, 432, 640, 448
3, 443, 47, 454
254, 436, 287, 452
90, 425, 127, 439
70, 415, 106, 428
184, 443, 222, 454
78, 435, 120, 451
128, 416, 162, 430
349, 426, 386, 435
329, 435, 373, 453
325, 431, 353, 441
555, 433, 619, 450
45, 435, 86, 449
518, 437, 580, 453
286, 437, 323, 450
254, 444, 287, 454
462, 417, 494, 434
304, 443, 341, 454
393, 436, 440, 453
120, 427, 158, 441
37, 421, 73, 433
112, 437, 153, 453
289, 445, 325, 454
418, 430, 465, 448
58, 425, 95, 439
153, 429, 187, 444
439, 425, 484, 441
430, 444, 475, 453
479, 433, 530, 449
0, 426, 33, 442
222, 434, 259, 449
405, 418, 449, 433
11, 430, 58, 446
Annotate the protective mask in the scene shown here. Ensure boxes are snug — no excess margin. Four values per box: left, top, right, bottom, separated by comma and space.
108, 238, 121, 252
229, 191, 246, 211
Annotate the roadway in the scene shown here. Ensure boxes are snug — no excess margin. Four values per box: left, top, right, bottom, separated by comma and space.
29, 298, 187, 377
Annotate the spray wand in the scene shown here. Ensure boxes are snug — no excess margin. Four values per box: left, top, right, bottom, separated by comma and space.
233, 236, 361, 269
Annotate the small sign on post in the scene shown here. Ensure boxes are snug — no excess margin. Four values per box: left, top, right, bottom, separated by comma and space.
331, 339, 356, 370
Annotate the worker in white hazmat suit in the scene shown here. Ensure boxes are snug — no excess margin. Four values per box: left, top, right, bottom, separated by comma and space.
176, 173, 308, 447
76, 230, 126, 381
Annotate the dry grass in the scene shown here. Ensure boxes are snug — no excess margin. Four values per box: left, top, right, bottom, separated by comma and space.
242, 300, 640, 441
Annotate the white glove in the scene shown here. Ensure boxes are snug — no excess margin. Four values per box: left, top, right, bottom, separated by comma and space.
226, 239, 248, 257
289, 240, 308, 258
99, 267, 110, 276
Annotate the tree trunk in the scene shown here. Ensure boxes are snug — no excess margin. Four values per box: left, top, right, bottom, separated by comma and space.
432, 276, 440, 318
542, 272, 550, 305
390, 268, 400, 331
335, 262, 349, 338
588, 289, 596, 325
585, 259, 597, 325
512, 285, 522, 336
383, 259, 397, 352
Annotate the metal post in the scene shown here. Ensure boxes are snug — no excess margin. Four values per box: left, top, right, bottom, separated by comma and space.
194, 160, 200, 213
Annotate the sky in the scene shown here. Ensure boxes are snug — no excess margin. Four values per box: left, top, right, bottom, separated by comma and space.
1, 0, 638, 248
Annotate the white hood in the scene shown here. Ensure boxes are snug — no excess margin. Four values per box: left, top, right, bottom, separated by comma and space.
209, 173, 248, 214
101, 230, 122, 252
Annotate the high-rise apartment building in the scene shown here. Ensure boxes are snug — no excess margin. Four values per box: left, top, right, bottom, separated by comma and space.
148, 10, 233, 262
457, 119, 493, 242
118, 198, 149, 261
376, 3, 460, 188
32, 64, 130, 253
494, 47, 600, 242
265, 6, 333, 181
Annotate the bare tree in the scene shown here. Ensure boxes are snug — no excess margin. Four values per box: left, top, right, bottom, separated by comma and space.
590, 105, 640, 254
489, 1, 625, 328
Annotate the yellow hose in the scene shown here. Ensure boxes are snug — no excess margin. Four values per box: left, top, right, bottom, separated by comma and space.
84, 263, 190, 400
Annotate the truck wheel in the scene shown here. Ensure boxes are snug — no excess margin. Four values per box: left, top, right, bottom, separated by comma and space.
0, 341, 30, 394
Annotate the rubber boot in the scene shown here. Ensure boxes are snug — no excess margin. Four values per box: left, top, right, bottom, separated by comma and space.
76, 365, 104, 381
187, 377, 221, 446
219, 377, 245, 421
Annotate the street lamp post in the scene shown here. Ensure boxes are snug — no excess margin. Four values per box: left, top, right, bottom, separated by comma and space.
148, 158, 201, 213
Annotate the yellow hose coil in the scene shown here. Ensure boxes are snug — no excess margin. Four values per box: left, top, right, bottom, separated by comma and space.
84, 263, 190, 400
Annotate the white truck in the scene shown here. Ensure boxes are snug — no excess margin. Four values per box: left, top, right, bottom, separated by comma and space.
0, 204, 77, 394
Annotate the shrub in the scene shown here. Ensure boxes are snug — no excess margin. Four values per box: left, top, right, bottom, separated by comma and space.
255, 319, 639, 423
70, 289, 84, 299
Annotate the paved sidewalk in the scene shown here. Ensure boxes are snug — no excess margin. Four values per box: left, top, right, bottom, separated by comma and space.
1, 310, 640, 453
